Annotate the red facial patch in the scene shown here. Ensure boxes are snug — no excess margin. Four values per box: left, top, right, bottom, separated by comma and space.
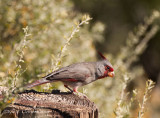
98, 70, 108, 79
109, 68, 114, 72
105, 66, 114, 72
104, 70, 108, 76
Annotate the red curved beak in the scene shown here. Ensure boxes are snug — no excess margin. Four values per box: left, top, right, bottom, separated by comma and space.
108, 71, 115, 77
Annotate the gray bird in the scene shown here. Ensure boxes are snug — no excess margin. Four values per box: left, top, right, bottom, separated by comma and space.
26, 52, 114, 93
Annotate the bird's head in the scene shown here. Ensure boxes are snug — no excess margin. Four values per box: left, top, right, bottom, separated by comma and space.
97, 52, 114, 78
102, 59, 114, 77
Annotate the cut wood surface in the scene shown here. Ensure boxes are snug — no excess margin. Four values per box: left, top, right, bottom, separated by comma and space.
1, 90, 98, 118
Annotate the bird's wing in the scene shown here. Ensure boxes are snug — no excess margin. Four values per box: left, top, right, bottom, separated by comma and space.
44, 63, 93, 82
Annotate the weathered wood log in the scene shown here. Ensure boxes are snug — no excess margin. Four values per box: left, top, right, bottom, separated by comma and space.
1, 90, 98, 118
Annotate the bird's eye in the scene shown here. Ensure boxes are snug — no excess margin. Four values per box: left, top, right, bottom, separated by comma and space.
105, 66, 110, 70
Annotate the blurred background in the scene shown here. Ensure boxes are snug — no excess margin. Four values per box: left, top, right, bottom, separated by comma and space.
0, 0, 160, 117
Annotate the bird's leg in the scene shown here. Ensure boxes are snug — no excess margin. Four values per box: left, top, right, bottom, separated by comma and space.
73, 87, 78, 93
64, 85, 88, 98
73, 87, 88, 98
64, 85, 73, 93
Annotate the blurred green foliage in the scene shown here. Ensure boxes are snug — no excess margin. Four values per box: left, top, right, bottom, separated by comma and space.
72, 0, 160, 54
0, 0, 104, 87
0, 0, 103, 110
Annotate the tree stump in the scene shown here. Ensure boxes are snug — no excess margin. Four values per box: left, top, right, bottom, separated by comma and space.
1, 90, 98, 118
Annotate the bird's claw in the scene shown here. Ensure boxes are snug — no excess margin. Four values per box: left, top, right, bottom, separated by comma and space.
73, 92, 88, 98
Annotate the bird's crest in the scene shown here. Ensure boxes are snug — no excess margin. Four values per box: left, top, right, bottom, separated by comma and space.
98, 51, 107, 60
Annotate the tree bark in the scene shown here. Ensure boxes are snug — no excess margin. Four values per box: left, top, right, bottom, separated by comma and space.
1, 90, 98, 118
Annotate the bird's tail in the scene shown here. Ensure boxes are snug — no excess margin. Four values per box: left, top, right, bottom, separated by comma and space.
25, 78, 50, 88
